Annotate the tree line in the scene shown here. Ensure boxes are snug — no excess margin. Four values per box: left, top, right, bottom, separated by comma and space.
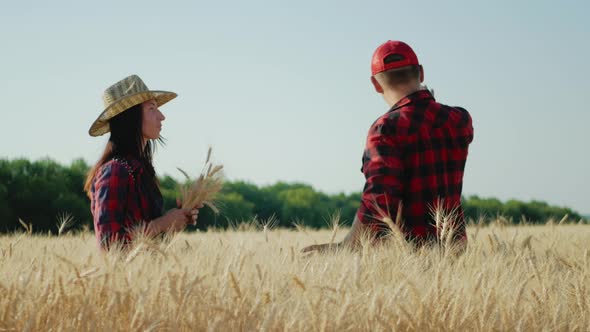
0, 158, 584, 234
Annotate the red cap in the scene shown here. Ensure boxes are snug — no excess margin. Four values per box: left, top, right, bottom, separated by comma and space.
371, 40, 419, 76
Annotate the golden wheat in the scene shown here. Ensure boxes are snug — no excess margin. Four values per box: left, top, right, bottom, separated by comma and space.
0, 220, 589, 331
177, 147, 224, 219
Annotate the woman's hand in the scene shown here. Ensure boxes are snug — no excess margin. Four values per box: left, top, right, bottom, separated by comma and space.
150, 208, 192, 234
149, 202, 205, 235
176, 199, 204, 225
188, 205, 203, 225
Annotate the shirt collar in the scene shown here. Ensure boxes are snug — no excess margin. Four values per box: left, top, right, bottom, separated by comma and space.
113, 155, 143, 174
389, 89, 435, 112
125, 155, 143, 174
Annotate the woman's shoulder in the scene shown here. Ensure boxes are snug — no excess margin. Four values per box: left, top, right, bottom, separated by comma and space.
96, 157, 143, 183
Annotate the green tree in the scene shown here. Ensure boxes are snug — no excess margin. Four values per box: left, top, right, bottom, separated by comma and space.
0, 157, 585, 233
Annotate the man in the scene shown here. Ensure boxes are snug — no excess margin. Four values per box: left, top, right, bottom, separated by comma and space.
303, 40, 474, 252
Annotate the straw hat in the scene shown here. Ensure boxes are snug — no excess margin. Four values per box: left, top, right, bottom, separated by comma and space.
89, 74, 177, 136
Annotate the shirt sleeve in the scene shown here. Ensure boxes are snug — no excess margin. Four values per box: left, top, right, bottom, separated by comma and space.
92, 162, 131, 249
467, 112, 474, 144
356, 121, 405, 236
456, 106, 474, 145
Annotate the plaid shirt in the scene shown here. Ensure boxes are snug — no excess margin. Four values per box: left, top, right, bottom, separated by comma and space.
90, 156, 163, 249
357, 90, 474, 243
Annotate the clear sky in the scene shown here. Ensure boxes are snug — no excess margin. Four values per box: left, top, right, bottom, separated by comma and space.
1, 0, 588, 214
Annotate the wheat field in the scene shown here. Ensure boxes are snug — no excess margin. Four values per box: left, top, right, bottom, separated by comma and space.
0, 221, 589, 331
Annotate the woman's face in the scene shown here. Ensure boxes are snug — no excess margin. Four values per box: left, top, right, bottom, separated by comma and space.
141, 99, 165, 140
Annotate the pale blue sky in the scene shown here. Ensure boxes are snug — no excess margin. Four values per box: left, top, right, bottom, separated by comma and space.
0, 0, 588, 214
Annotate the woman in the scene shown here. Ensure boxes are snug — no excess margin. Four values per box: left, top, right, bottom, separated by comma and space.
84, 74, 199, 250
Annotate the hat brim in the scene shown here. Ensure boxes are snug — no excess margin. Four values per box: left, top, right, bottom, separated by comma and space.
89, 90, 177, 137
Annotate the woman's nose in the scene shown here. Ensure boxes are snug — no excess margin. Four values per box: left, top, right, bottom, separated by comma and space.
159, 110, 166, 121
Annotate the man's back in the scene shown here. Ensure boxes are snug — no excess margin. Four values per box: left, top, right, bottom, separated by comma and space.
358, 89, 474, 243
302, 40, 474, 254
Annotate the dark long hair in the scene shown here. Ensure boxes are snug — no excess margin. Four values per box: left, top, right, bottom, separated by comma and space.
84, 104, 160, 196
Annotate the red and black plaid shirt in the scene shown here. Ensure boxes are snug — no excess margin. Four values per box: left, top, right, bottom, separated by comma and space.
90, 156, 163, 250
357, 90, 474, 243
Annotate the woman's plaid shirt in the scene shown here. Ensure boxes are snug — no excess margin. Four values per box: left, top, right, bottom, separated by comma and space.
357, 90, 474, 243
90, 157, 163, 250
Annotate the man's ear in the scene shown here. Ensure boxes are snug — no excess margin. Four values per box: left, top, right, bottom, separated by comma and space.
419, 65, 424, 83
371, 76, 384, 94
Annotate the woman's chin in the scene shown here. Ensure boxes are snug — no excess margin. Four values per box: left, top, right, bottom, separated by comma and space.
143, 134, 160, 141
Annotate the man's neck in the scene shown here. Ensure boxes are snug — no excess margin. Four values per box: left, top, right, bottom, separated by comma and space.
383, 86, 420, 108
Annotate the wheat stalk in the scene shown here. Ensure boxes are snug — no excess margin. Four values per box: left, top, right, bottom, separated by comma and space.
18, 218, 33, 235
56, 212, 76, 236
328, 211, 341, 246
259, 215, 279, 243
430, 200, 464, 255
177, 147, 224, 223
292, 276, 306, 291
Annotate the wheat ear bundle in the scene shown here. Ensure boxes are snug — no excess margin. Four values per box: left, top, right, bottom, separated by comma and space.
177, 147, 224, 219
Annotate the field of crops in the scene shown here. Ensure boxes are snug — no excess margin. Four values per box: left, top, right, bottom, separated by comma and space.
1, 222, 589, 331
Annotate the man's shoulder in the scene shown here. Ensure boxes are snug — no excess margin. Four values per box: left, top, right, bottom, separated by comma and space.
439, 103, 472, 127
370, 103, 423, 138
370, 110, 406, 137
372, 102, 471, 136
